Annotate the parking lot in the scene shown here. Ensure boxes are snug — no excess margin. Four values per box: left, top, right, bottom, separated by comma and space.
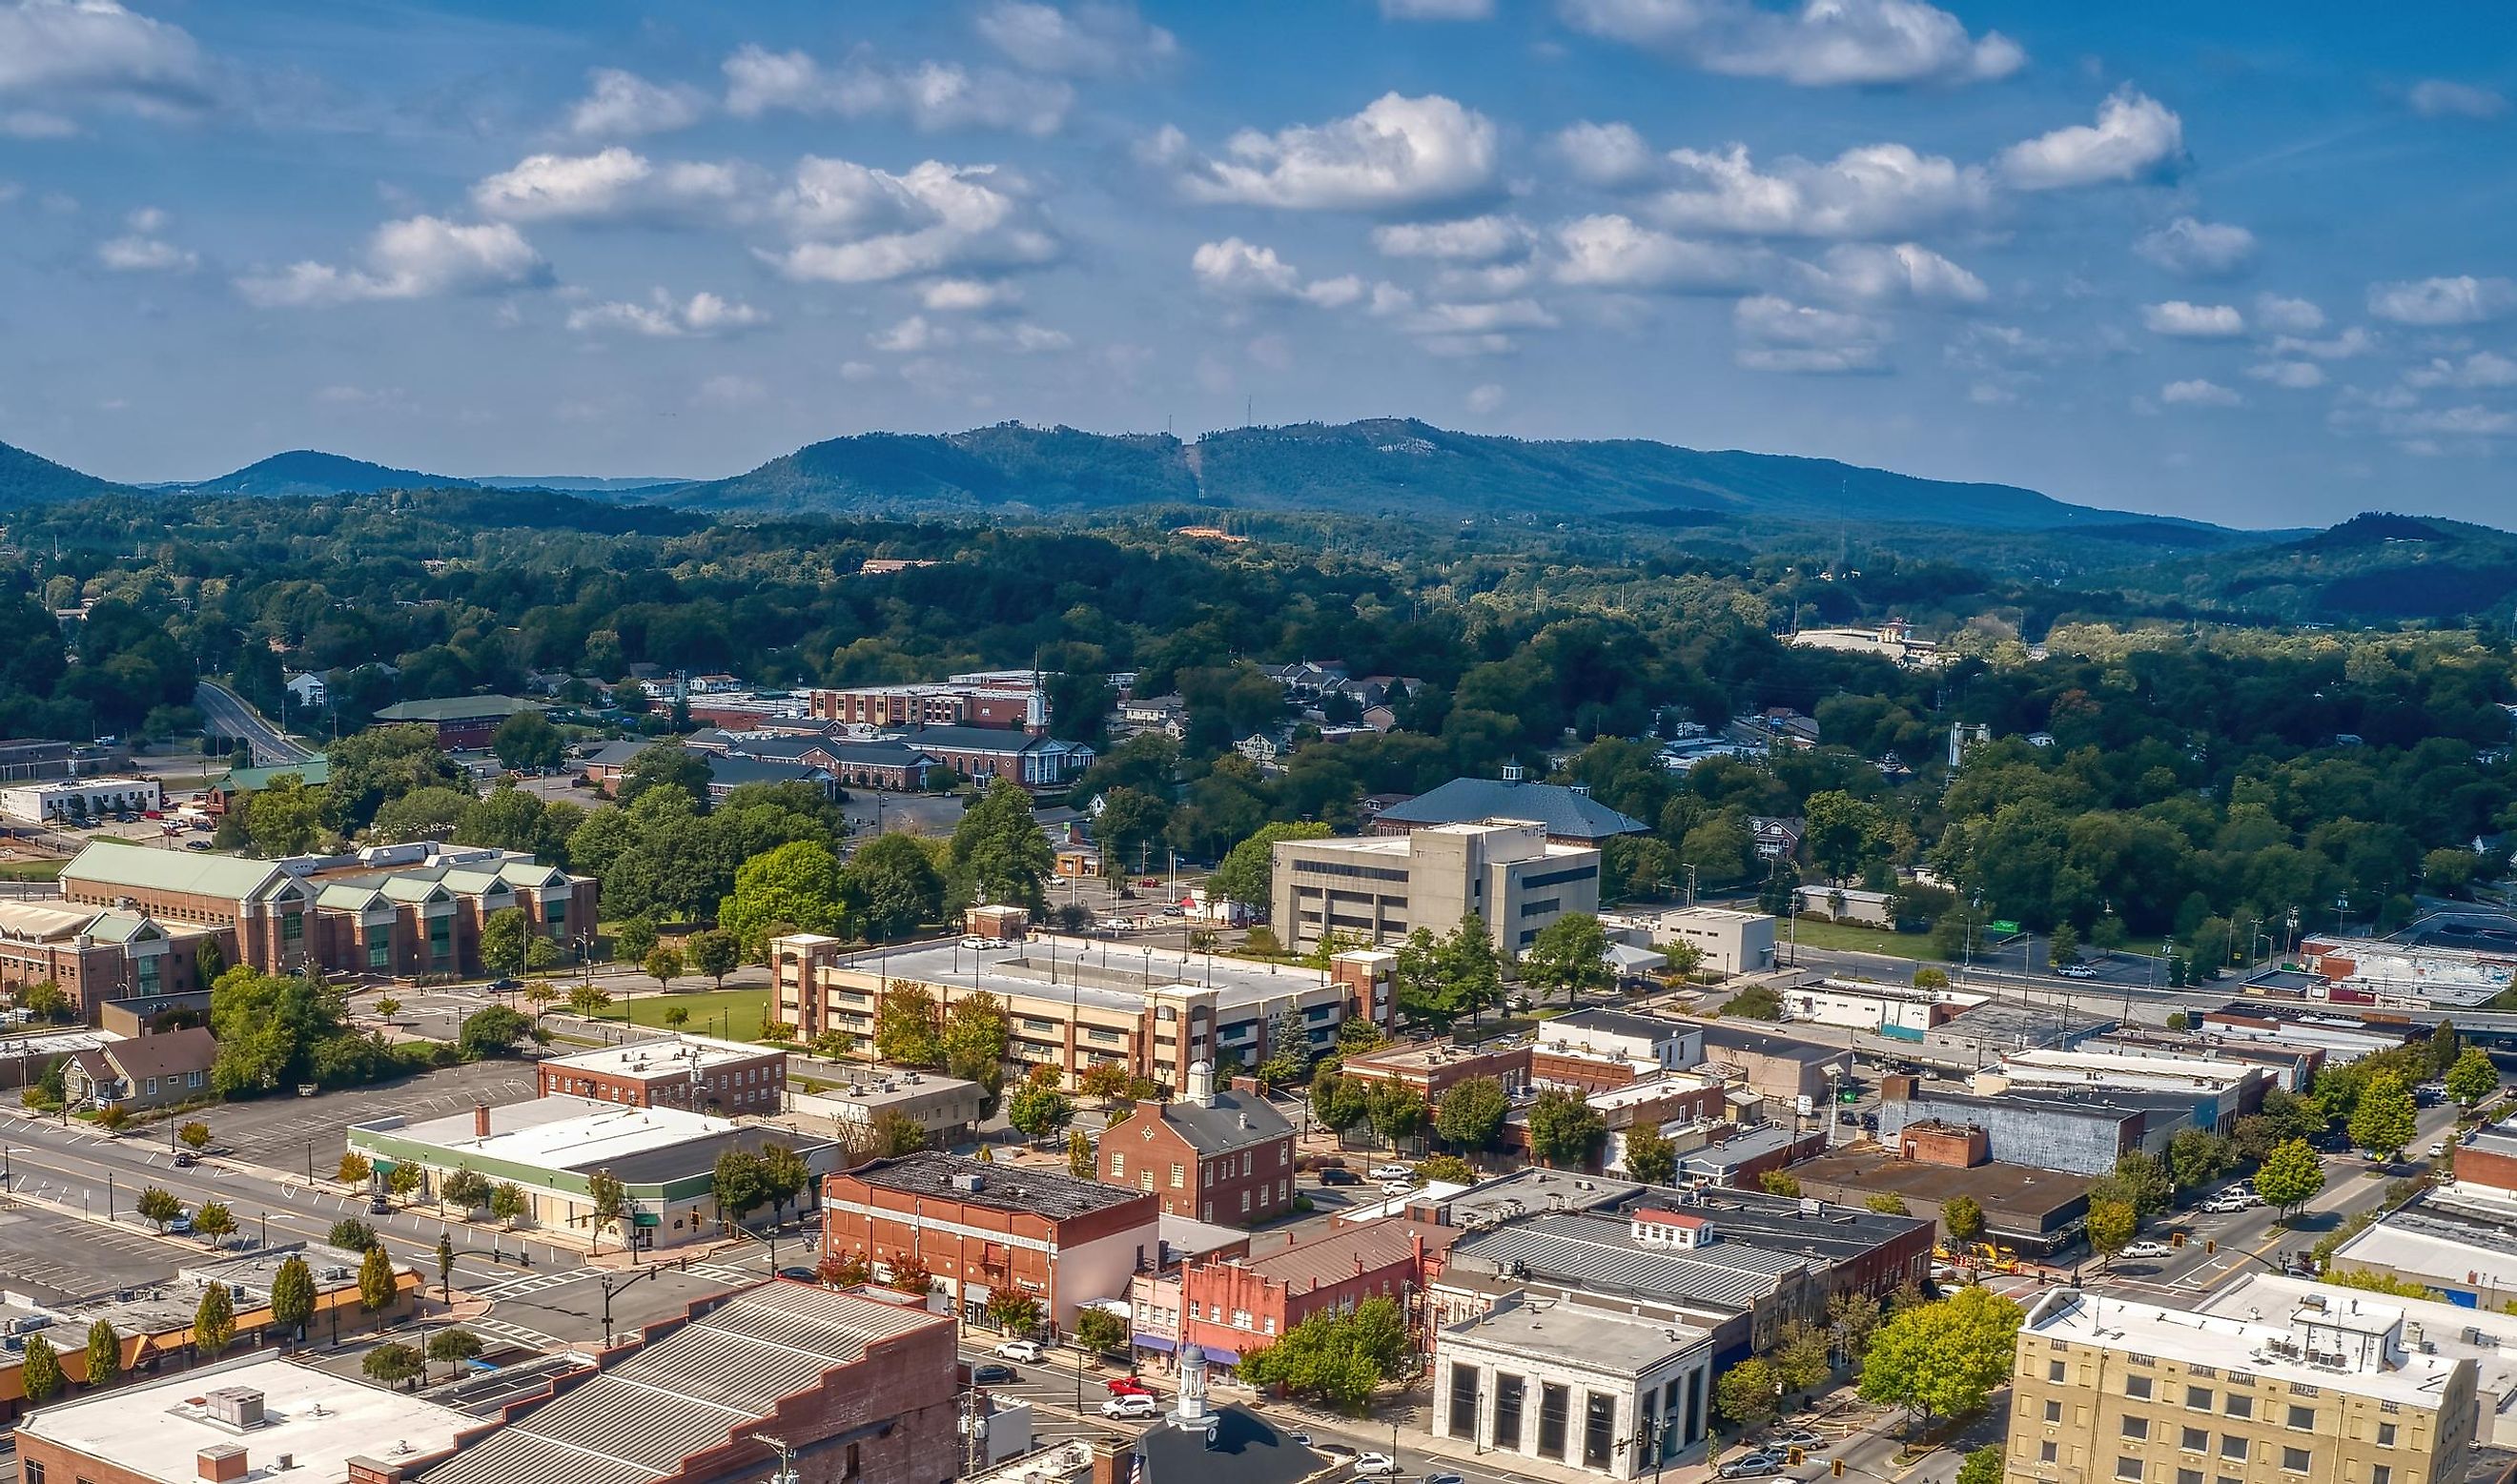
0, 1199, 187, 1304
201, 1060, 537, 1171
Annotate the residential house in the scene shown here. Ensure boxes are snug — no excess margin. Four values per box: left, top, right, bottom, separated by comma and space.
62, 1026, 218, 1111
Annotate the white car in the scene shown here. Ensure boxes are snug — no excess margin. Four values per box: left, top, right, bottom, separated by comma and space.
1367, 1164, 1414, 1181
1100, 918, 1133, 932
995, 1339, 1045, 1363
2430, 1141, 2447, 1159
1102, 1393, 1158, 1419
1352, 1456, 1400, 1477
2120, 1240, 2175, 1259
1381, 1180, 1416, 1195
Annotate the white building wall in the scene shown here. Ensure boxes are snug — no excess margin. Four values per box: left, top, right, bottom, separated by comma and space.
1430, 1327, 1710, 1480
1050, 1217, 1161, 1332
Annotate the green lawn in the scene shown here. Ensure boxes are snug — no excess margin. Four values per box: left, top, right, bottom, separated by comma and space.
0, 859, 66, 880
1780, 917, 1938, 962
607, 986, 776, 1042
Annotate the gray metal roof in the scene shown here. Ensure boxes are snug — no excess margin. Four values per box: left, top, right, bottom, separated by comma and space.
1453, 1212, 1804, 1311
1374, 777, 1647, 840
1155, 1087, 1294, 1155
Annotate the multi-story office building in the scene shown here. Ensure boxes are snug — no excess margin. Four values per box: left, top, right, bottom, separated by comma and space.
771, 932, 1394, 1092
2003, 1288, 2479, 1484
536, 1033, 789, 1114
1271, 818, 1602, 956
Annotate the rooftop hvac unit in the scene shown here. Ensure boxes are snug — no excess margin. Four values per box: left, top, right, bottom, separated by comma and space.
951, 1172, 986, 1193
274, 1456, 295, 1472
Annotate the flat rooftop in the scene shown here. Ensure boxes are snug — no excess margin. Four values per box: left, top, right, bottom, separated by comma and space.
837, 1149, 1149, 1221
1441, 1293, 1710, 1373
539, 1033, 775, 1080
17, 1354, 478, 1484
1443, 1167, 1642, 1228
2199, 1271, 2517, 1412
2025, 1289, 2463, 1410
366, 1095, 735, 1172
816, 935, 1374, 1018
1791, 1148, 2093, 1219
1548, 1007, 1689, 1043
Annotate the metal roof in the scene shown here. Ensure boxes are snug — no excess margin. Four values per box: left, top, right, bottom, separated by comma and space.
1452, 1212, 1804, 1311
1373, 777, 1647, 840
60, 841, 283, 901
1149, 1086, 1294, 1155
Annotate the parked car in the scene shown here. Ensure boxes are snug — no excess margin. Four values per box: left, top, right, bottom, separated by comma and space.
173, 1150, 197, 1169
2120, 1240, 2175, 1259
1768, 1428, 1824, 1450
995, 1339, 1046, 1362
1367, 1164, 1413, 1181
2430, 1140, 2447, 1159
1380, 1180, 1416, 1195
972, 1364, 1016, 1386
1317, 1168, 1361, 1186
1101, 1394, 1157, 1419
1426, 1474, 1464, 1484
1718, 1453, 1785, 1478
1352, 1455, 1400, 1477
775, 1266, 818, 1282
1106, 1377, 1155, 1398
166, 1210, 194, 1234
2055, 962, 2098, 979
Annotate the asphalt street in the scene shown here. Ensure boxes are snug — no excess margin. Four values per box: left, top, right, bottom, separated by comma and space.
194, 679, 315, 765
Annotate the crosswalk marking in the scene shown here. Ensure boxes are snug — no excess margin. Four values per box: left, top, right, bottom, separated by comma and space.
477, 1265, 601, 1299
472, 1315, 564, 1350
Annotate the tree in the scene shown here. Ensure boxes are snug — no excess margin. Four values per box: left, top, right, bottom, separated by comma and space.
1432, 1075, 1510, 1151
1074, 1307, 1129, 1354
381, 1161, 421, 1202
949, 779, 1055, 909
713, 1148, 769, 1225
1957, 1446, 2006, 1484
1724, 984, 1786, 1021
1827, 1290, 1883, 1365
874, 980, 943, 1067
1257, 1002, 1313, 1087
760, 1143, 813, 1224
2445, 1046, 2500, 1108
1714, 1356, 1782, 1430
586, 1169, 629, 1252
613, 915, 661, 965
1416, 1153, 1477, 1184
686, 928, 740, 987
1311, 1067, 1373, 1137
1942, 1195, 1985, 1244
2046, 924, 2081, 968
2086, 1199, 2137, 1269
1771, 1318, 1834, 1395
270, 1254, 316, 1337
2430, 1019, 2464, 1077
620, 743, 716, 810
1526, 1088, 1606, 1169
492, 711, 564, 771
1207, 821, 1332, 908
194, 1282, 235, 1356
490, 1181, 529, 1227
1855, 1287, 2023, 1427
459, 1005, 532, 1059
2167, 1128, 2237, 1192
20, 1332, 62, 1403
2254, 1137, 2327, 1219
328, 1217, 378, 1251
2349, 1072, 2418, 1162
984, 1291, 1044, 1334
358, 1242, 398, 1312
362, 1343, 427, 1390
1760, 1170, 1802, 1198
1007, 1078, 1075, 1143
1624, 1121, 1678, 1186
478, 906, 532, 981
136, 1185, 184, 1231
437, 1232, 456, 1301
1911, 967, 1949, 991
940, 990, 1010, 1113
337, 1152, 372, 1186
426, 1328, 485, 1374
1068, 1128, 1095, 1179
177, 1120, 213, 1152
1093, 786, 1172, 879
1367, 1082, 1428, 1147
664, 1006, 690, 1028
1865, 1192, 1912, 1215
567, 984, 613, 1017
2094, 1150, 2172, 1219
84, 1318, 123, 1388
848, 832, 948, 940
95, 1104, 131, 1134
1237, 1296, 1410, 1413
194, 1203, 238, 1243
643, 945, 684, 992
1518, 913, 1615, 1007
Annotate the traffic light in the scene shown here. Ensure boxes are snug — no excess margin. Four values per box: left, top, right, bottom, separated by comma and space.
2205, 1239, 2218, 1255
1833, 1459, 1847, 1477
2170, 1231, 2187, 1248
1790, 1448, 1807, 1467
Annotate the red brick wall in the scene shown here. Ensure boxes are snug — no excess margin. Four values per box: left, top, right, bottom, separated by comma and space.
1899, 1123, 1989, 1169
823, 1170, 1157, 1320
1530, 1047, 1647, 1093
2457, 1145, 2517, 1196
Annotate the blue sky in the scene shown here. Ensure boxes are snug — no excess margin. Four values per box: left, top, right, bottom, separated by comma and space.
0, 0, 2511, 528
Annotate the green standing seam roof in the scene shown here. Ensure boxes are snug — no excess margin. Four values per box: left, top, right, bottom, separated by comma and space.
372, 696, 542, 723
222, 758, 333, 791
60, 842, 286, 901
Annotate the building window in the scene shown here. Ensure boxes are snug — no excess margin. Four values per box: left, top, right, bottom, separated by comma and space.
1112, 1152, 1125, 1177
2041, 1444, 2059, 1465
1171, 1163, 1185, 1189
2281, 1450, 2310, 1474
2372, 1469, 2391, 1484
2186, 1387, 2212, 1411
1241, 1150, 1253, 1175
429, 915, 452, 958
1584, 1393, 1616, 1469
2224, 1397, 2253, 1421
2376, 1425, 2396, 1448
1239, 1189, 1251, 1214
2178, 1472, 2201, 1484
22, 1461, 41, 1484
2220, 1437, 2248, 1462
2046, 1402, 2063, 1424
1538, 1383, 1569, 1460
2128, 1376, 2154, 1400
2287, 1407, 2315, 1431
2123, 1418, 2150, 1440
2118, 1458, 2143, 1482
1141, 1171, 1155, 1191
1494, 1374, 1524, 1450
2182, 1429, 2208, 1454
1231, 1310, 1252, 1330
1450, 1364, 1480, 1435
2052, 1361, 2068, 1382
369, 939, 390, 969
281, 912, 303, 943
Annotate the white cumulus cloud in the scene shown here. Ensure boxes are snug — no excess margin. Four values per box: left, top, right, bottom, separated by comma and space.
1190, 237, 1371, 308
2366, 274, 2517, 326
1560, 0, 2022, 88
723, 46, 1073, 135
2408, 79, 2507, 120
1799, 241, 1986, 306
2141, 300, 2245, 338
2251, 295, 2324, 335
764, 156, 1059, 286
1998, 88, 2183, 190
1169, 92, 1498, 213
920, 277, 1022, 312
235, 216, 549, 309
975, 2, 1178, 76
1465, 382, 1507, 413
2404, 352, 2517, 390
2244, 360, 2325, 390
2135, 216, 2255, 279
2271, 327, 2375, 360
1370, 214, 1533, 262
565, 288, 767, 337
0, 0, 215, 126
1650, 141, 1993, 238
2160, 378, 2241, 407
1551, 120, 1659, 187
1550, 213, 1760, 292
96, 232, 192, 271
1732, 293, 1887, 373
471, 147, 756, 224
565, 69, 707, 139
1385, 0, 1493, 17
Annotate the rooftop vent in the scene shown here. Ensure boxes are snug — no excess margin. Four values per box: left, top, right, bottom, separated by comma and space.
951, 1172, 986, 1194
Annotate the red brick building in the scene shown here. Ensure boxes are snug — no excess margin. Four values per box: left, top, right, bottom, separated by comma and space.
536, 1034, 788, 1114
824, 1150, 1159, 1332
808, 680, 1042, 731
1099, 1062, 1298, 1226
1179, 1220, 1459, 1370
368, 695, 543, 750
1336, 1039, 1531, 1106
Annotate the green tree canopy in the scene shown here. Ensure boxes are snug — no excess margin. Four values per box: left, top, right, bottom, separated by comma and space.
1526, 1088, 1606, 1169
1206, 821, 1332, 907
1518, 913, 1615, 1007
1431, 1074, 1509, 1150
950, 779, 1054, 909
1855, 1287, 2023, 1426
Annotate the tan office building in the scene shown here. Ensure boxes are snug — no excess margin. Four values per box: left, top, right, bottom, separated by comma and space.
2004, 1288, 2478, 1484
1271, 819, 1602, 956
